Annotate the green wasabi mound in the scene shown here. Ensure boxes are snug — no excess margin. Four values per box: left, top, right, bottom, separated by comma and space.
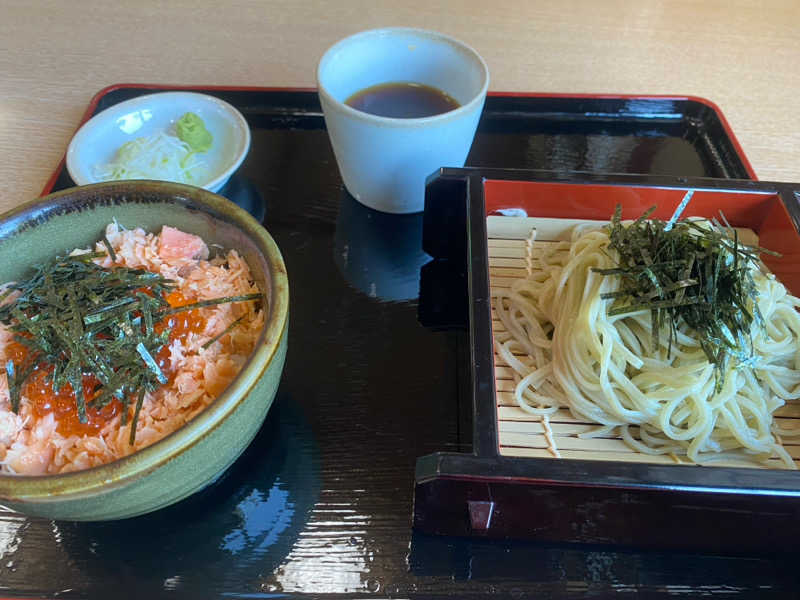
176, 112, 213, 153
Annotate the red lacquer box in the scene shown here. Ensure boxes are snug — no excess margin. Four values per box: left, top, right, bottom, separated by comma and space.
415, 168, 800, 553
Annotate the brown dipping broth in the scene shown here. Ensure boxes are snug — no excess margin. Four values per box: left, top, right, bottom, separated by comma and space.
345, 82, 460, 118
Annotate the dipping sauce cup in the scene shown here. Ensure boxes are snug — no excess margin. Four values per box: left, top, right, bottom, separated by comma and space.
317, 27, 489, 214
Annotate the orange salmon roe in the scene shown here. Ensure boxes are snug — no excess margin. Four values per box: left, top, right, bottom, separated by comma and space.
5, 339, 29, 365
26, 369, 123, 437
8, 290, 205, 436
155, 291, 206, 376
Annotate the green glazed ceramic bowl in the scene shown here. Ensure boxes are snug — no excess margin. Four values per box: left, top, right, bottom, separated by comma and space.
0, 181, 289, 521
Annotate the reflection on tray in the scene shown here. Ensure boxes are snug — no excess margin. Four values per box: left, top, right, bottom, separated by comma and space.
407, 530, 798, 592
218, 173, 266, 223
58, 393, 319, 594
334, 191, 430, 302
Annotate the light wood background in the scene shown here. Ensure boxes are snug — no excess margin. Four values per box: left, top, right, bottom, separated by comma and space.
1, 0, 798, 212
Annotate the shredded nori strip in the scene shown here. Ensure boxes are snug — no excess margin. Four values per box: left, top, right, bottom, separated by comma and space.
158, 293, 262, 317
102, 235, 117, 263
593, 203, 777, 392
0, 244, 263, 443
201, 316, 244, 350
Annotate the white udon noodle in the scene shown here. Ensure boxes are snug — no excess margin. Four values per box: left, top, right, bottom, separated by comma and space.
493, 225, 800, 468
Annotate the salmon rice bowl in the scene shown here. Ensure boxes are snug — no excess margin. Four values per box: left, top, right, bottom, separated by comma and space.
0, 223, 265, 475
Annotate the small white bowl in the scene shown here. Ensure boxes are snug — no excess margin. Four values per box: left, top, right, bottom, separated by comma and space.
67, 92, 251, 193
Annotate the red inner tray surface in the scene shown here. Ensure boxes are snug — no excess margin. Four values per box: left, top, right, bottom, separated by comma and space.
484, 179, 800, 294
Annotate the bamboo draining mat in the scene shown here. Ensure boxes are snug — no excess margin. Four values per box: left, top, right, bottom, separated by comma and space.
487, 216, 800, 469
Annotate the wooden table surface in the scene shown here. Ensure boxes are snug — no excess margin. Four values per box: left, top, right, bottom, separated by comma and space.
1, 3, 800, 596
1, 0, 798, 211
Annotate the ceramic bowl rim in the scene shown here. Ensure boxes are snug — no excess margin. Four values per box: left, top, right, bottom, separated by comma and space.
0, 180, 288, 501
316, 26, 490, 128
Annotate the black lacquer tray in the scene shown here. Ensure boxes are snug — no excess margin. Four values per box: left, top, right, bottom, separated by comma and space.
2, 85, 796, 598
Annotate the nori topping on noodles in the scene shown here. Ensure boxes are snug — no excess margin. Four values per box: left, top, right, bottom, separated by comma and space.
593, 202, 778, 391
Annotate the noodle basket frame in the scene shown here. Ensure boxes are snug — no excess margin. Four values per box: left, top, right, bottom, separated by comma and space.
414, 168, 800, 552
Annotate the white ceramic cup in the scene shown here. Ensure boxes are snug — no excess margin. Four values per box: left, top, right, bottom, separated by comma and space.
317, 28, 489, 214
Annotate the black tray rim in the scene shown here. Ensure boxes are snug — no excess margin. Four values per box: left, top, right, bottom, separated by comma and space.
39, 83, 759, 197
